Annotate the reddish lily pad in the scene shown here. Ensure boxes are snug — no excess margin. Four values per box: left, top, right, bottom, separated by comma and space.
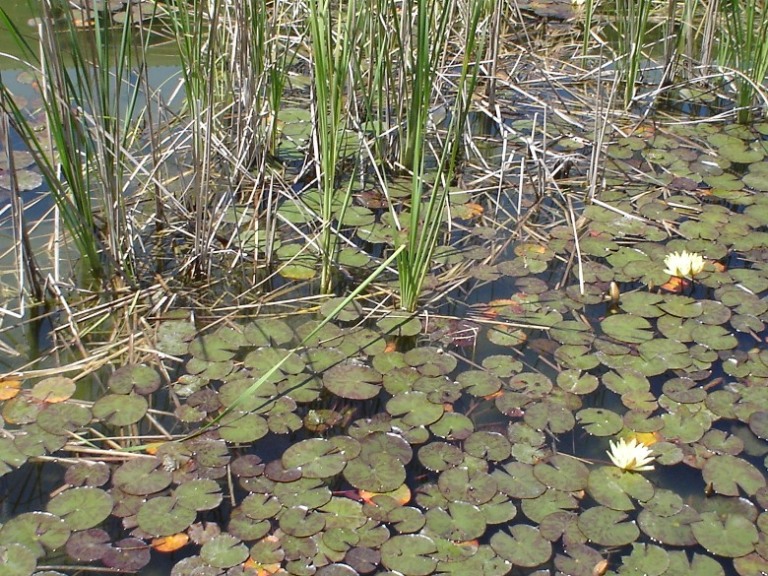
102, 538, 150, 572
65, 528, 111, 562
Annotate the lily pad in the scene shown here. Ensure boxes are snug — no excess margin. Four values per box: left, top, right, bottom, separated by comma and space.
282, 438, 348, 479
380, 534, 438, 576
601, 314, 653, 344
490, 525, 552, 568
702, 454, 766, 496
200, 534, 249, 569
691, 511, 758, 557
136, 496, 197, 537
324, 362, 383, 400
577, 506, 640, 546
46, 487, 113, 531
91, 393, 148, 426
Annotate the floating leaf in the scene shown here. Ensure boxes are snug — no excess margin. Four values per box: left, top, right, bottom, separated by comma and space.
175, 479, 223, 511
200, 534, 249, 569
324, 362, 383, 400
113, 458, 172, 495
46, 487, 113, 531
282, 438, 348, 479
152, 533, 190, 553
577, 408, 623, 436
601, 314, 653, 344
577, 507, 640, 546
91, 393, 147, 426
137, 496, 197, 537
0, 512, 70, 558
691, 512, 758, 557
490, 525, 552, 567
65, 528, 111, 561
0, 543, 37, 576
30, 377, 76, 404
587, 466, 654, 511
380, 534, 437, 576
618, 543, 669, 576
702, 454, 766, 496
637, 505, 699, 546
533, 455, 589, 492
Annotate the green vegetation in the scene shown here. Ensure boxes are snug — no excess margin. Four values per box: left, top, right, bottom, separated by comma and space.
0, 1, 766, 575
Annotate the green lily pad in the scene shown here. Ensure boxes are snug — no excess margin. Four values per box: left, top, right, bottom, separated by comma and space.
112, 457, 173, 495
137, 496, 197, 537
418, 442, 465, 472
691, 511, 758, 557
380, 534, 437, 576
637, 505, 699, 546
638, 338, 692, 370
280, 506, 326, 537
553, 542, 604, 576
36, 403, 91, 435
46, 487, 113, 531
108, 364, 160, 395
601, 314, 653, 344
218, 411, 269, 443
324, 362, 383, 400
618, 543, 669, 576
91, 393, 148, 426
702, 454, 766, 496
0, 543, 37, 576
587, 466, 655, 511
0, 512, 70, 559
667, 550, 725, 576
175, 479, 223, 511
493, 462, 547, 499
387, 391, 444, 426
282, 438, 348, 479
577, 506, 640, 546
490, 525, 552, 567
345, 452, 405, 492
425, 501, 486, 540
577, 408, 623, 436
533, 455, 589, 492
200, 534, 249, 569
438, 467, 497, 505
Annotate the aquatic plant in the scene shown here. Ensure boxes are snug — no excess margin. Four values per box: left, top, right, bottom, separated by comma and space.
663, 250, 705, 279
0, 0, 154, 280
607, 437, 656, 472
719, 0, 768, 123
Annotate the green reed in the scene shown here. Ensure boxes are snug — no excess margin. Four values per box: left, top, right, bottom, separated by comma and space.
0, 1, 153, 281
614, 0, 653, 107
720, 0, 768, 123
396, 0, 487, 311
307, 0, 361, 294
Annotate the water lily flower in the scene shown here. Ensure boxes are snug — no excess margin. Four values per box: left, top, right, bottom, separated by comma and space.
663, 250, 705, 279
607, 437, 656, 472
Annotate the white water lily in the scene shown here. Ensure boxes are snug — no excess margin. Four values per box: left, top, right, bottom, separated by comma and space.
663, 250, 705, 279
607, 437, 656, 472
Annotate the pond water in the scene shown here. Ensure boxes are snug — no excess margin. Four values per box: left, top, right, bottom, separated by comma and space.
0, 2, 767, 576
